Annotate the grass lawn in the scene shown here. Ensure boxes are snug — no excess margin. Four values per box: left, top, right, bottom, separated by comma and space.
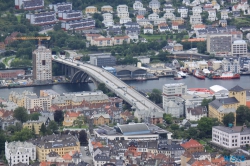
16, 15, 21, 23
3, 56, 15, 66
140, 34, 164, 40
199, 140, 207, 145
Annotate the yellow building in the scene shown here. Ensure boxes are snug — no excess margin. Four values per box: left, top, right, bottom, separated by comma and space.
211, 60, 222, 71
91, 114, 110, 125
23, 120, 43, 134
30, 134, 80, 161
63, 112, 81, 127
101, 5, 113, 13
209, 85, 246, 125
9, 90, 36, 107
85, 6, 98, 14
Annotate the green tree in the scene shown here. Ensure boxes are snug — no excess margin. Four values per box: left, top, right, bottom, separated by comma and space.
163, 113, 173, 124
197, 117, 215, 136
0, 62, 5, 69
236, 105, 250, 125
201, 97, 215, 110
187, 127, 198, 139
170, 124, 179, 130
13, 107, 28, 123
6, 123, 22, 133
97, 83, 109, 94
223, 113, 235, 126
54, 110, 64, 124
29, 112, 41, 120
79, 130, 88, 145
149, 89, 162, 104
48, 121, 58, 133
73, 116, 85, 128
40, 123, 47, 136
11, 128, 35, 141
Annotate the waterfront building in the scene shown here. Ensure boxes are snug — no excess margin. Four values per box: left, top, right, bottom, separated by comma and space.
32, 46, 52, 84
0, 70, 25, 79
232, 40, 248, 57
85, 6, 97, 14
25, 95, 51, 110
5, 141, 36, 166
163, 83, 187, 102
9, 90, 36, 107
207, 34, 232, 55
209, 85, 246, 125
212, 126, 250, 149
15, 0, 44, 10
90, 54, 116, 67
23, 120, 44, 134
221, 58, 240, 73
40, 89, 60, 100
29, 134, 80, 161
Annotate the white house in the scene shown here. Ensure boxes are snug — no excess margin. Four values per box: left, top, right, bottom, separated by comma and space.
133, 0, 143, 10
178, 7, 188, 18
154, 18, 166, 25
137, 19, 151, 26
208, 9, 217, 21
5, 141, 36, 166
163, 12, 175, 20
148, 13, 159, 20
190, 14, 202, 25
221, 58, 240, 73
120, 17, 132, 24
164, 100, 184, 118
192, 6, 202, 15
149, 0, 160, 9
144, 27, 153, 34
117, 5, 129, 18
186, 106, 207, 121
102, 13, 114, 27
221, 10, 229, 19
212, 126, 250, 149
163, 6, 175, 13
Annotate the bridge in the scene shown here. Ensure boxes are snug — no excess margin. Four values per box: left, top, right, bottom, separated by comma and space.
52, 56, 164, 113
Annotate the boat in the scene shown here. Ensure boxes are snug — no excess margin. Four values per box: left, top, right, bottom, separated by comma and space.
177, 71, 187, 78
174, 75, 182, 80
211, 72, 240, 79
136, 77, 146, 81
193, 69, 205, 80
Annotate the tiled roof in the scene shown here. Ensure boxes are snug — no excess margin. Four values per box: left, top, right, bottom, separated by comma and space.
187, 106, 207, 116
62, 153, 72, 160
93, 37, 112, 41
113, 36, 129, 39
86, 33, 101, 37
209, 97, 239, 109
181, 139, 203, 149
65, 112, 80, 117
229, 85, 245, 92
191, 160, 212, 166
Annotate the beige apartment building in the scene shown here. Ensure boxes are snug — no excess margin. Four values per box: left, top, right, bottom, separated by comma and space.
113, 36, 130, 45
9, 90, 36, 107
101, 5, 113, 13
25, 95, 51, 110
85, 6, 97, 14
23, 120, 43, 134
91, 37, 113, 47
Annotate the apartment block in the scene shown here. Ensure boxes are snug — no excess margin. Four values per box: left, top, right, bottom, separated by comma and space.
58, 10, 82, 21
232, 40, 248, 57
85, 6, 97, 14
23, 120, 44, 134
25, 95, 51, 110
163, 83, 187, 105
29, 134, 80, 161
61, 19, 95, 31
221, 58, 240, 73
9, 90, 36, 107
32, 46, 52, 83
49, 2, 72, 12
15, 0, 44, 10
26, 12, 56, 25
207, 34, 232, 55
190, 15, 202, 25
5, 141, 36, 166
90, 54, 116, 67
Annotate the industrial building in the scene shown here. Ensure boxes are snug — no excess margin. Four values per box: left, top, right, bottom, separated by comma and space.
26, 12, 56, 25
232, 40, 248, 57
61, 19, 95, 31
32, 46, 52, 83
90, 54, 116, 67
207, 34, 232, 55
15, 0, 44, 10
102, 67, 117, 75
113, 65, 147, 79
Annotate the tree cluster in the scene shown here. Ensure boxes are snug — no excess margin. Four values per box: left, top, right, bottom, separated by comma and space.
148, 89, 162, 104
236, 105, 250, 126
40, 121, 59, 136
62, 130, 88, 145
13, 107, 41, 123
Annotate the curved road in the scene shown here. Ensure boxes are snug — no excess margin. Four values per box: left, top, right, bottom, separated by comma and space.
53, 56, 163, 113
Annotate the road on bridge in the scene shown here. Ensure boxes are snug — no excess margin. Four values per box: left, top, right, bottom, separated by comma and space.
53, 57, 163, 113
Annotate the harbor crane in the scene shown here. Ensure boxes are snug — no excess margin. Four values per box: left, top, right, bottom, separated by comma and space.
12, 36, 51, 46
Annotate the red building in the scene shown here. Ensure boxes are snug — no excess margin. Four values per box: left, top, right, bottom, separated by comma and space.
0, 70, 25, 79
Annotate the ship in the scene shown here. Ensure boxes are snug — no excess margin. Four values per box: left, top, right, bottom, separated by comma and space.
211, 72, 240, 79
136, 77, 146, 81
177, 71, 187, 78
193, 69, 205, 80
174, 74, 182, 80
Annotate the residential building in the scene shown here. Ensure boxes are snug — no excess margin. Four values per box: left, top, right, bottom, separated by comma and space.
101, 5, 113, 13
61, 19, 95, 31
40, 90, 60, 100
124, 22, 140, 29
90, 54, 117, 67
32, 46, 52, 83
172, 17, 184, 25
9, 90, 36, 107
148, 13, 159, 20
137, 19, 151, 26
120, 17, 132, 24
219, 19, 227, 27
181, 139, 204, 154
117, 5, 129, 18
221, 58, 240, 73
113, 36, 130, 45
207, 34, 232, 55
107, 26, 122, 36
232, 40, 247, 57
190, 14, 202, 25
23, 120, 43, 134
221, 10, 229, 19
85, 6, 97, 14
158, 142, 185, 158
93, 123, 172, 141
208, 9, 217, 21
49, 2, 72, 13
154, 18, 166, 26
102, 13, 114, 27
93, 154, 110, 166
5, 141, 36, 166
186, 106, 207, 121
58, 10, 82, 21
193, 24, 206, 31
158, 23, 170, 32
136, 15, 145, 21
133, 0, 143, 10
91, 113, 110, 125
29, 134, 80, 161
174, 43, 183, 51
0, 119, 20, 130
15, 0, 44, 10
138, 8, 147, 15
163, 83, 187, 102
0, 70, 25, 79
163, 6, 175, 13
172, 23, 179, 30
26, 12, 56, 25
231, 31, 243, 42
209, 85, 246, 125
25, 95, 51, 110
125, 27, 140, 40
164, 100, 184, 118
91, 37, 113, 47
63, 112, 81, 126
152, 7, 160, 14
144, 27, 153, 34
163, 12, 175, 20
38, 111, 54, 126
212, 126, 250, 149
149, 0, 160, 9
178, 7, 188, 18
192, 6, 202, 14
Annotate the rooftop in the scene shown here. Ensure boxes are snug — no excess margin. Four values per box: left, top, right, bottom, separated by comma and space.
209, 97, 239, 109
181, 139, 203, 149
229, 85, 245, 92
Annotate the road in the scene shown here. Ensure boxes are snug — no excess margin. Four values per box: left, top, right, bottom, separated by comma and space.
53, 56, 163, 113
80, 146, 93, 165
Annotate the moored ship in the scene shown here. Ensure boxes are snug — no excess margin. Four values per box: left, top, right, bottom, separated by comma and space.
211, 72, 240, 79
193, 69, 205, 80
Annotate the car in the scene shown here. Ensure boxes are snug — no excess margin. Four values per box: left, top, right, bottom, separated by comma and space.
86, 152, 90, 156
84, 147, 88, 151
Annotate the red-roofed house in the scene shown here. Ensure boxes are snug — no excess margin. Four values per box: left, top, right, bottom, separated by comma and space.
180, 139, 204, 154
136, 15, 145, 21
63, 111, 81, 126
90, 36, 113, 47
172, 23, 179, 30
113, 36, 130, 45
86, 34, 103, 41
191, 160, 212, 166
193, 24, 206, 31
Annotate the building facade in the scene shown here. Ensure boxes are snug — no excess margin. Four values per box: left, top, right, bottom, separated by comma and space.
207, 34, 232, 55
90, 55, 116, 67
32, 46, 52, 83
232, 40, 248, 57
221, 58, 240, 73
23, 120, 44, 134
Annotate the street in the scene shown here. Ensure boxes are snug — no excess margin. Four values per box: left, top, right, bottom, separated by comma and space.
80, 146, 93, 165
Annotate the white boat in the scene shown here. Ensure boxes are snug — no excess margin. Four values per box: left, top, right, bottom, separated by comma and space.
177, 71, 187, 78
